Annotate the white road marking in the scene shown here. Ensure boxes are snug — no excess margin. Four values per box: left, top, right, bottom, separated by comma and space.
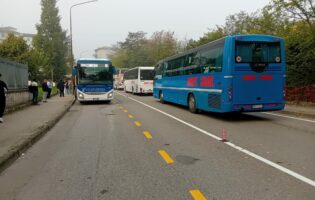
262, 112, 315, 123
115, 91, 315, 187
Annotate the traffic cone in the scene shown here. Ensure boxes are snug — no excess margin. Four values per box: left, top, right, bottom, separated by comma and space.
221, 128, 228, 142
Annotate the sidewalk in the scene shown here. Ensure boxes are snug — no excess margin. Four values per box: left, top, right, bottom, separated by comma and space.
0, 95, 75, 172
279, 104, 315, 119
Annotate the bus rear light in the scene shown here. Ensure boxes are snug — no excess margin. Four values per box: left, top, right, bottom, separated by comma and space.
243, 105, 251, 109
267, 103, 276, 107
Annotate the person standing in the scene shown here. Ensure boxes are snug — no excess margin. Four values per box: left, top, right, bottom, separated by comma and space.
65, 81, 70, 95
30, 79, 39, 105
42, 79, 49, 102
0, 73, 8, 123
47, 79, 52, 98
57, 79, 65, 97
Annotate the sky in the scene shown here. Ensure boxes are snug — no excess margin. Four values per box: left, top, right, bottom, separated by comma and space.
0, 0, 271, 59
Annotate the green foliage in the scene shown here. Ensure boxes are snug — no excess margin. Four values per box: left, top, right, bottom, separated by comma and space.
186, 26, 226, 49
0, 34, 29, 62
0, 34, 49, 80
110, 31, 178, 67
33, 0, 68, 81
285, 21, 315, 86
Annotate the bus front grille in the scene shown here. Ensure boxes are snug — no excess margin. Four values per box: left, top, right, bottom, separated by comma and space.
84, 92, 107, 95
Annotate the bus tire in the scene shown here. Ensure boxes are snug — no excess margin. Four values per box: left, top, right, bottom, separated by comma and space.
188, 94, 198, 114
159, 91, 165, 104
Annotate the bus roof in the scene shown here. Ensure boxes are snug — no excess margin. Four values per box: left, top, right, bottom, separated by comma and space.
77, 58, 112, 63
156, 34, 283, 65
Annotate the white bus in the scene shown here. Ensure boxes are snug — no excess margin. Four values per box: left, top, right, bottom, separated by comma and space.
124, 66, 154, 94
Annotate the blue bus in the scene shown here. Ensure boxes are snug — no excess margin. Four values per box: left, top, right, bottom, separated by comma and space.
153, 34, 286, 113
75, 58, 115, 103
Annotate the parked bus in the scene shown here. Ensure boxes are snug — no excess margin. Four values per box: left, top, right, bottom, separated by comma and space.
114, 68, 128, 90
75, 58, 115, 102
153, 34, 286, 113
124, 66, 154, 94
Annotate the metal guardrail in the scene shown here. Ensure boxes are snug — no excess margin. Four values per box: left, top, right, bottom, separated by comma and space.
0, 58, 28, 90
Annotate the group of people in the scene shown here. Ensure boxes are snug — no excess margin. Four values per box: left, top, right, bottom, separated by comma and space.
0, 73, 73, 123
29, 79, 72, 105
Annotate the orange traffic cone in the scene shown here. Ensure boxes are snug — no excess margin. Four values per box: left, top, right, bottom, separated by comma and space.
221, 128, 228, 142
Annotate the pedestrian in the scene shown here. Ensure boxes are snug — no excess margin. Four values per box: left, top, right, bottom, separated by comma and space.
47, 79, 52, 98
42, 79, 49, 102
30, 79, 39, 105
57, 79, 65, 97
0, 73, 8, 123
65, 81, 70, 95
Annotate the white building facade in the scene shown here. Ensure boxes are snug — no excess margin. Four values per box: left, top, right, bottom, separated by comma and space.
0, 27, 35, 46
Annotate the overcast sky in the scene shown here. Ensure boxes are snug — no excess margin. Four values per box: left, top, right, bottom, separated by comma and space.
0, 0, 271, 58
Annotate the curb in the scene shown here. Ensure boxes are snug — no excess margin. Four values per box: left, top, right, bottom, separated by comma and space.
0, 98, 76, 174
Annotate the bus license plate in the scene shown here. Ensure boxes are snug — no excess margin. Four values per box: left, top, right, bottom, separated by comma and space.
252, 104, 263, 109
93, 98, 99, 100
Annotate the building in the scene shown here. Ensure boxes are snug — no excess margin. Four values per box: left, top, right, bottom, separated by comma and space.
0, 26, 35, 46
94, 46, 113, 59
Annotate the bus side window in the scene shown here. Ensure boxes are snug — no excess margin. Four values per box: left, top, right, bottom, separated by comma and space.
200, 47, 223, 73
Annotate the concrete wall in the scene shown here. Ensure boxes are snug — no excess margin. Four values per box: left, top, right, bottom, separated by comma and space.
4, 89, 31, 114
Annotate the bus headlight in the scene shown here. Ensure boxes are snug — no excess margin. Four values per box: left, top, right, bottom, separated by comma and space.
108, 92, 113, 98
78, 92, 84, 99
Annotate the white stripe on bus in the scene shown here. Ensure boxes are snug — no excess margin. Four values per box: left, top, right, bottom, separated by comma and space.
154, 86, 222, 93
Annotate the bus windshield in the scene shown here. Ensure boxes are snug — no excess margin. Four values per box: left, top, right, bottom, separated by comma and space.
140, 69, 154, 80
78, 63, 113, 85
235, 42, 281, 63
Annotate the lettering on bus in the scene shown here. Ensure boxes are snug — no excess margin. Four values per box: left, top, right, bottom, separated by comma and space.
243, 75, 256, 81
200, 76, 214, 87
187, 77, 198, 86
260, 75, 273, 81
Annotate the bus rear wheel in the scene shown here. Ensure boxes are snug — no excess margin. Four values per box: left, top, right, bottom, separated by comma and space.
159, 91, 165, 104
188, 94, 198, 113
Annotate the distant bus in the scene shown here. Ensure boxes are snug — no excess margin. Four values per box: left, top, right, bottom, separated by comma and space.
114, 68, 128, 90
75, 58, 115, 102
124, 66, 154, 94
154, 34, 286, 113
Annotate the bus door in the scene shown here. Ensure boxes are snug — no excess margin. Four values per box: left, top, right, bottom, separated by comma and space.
232, 41, 285, 108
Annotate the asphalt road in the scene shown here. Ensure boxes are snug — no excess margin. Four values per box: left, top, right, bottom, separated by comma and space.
0, 91, 314, 200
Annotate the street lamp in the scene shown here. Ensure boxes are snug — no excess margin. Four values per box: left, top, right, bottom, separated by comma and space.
70, 0, 98, 67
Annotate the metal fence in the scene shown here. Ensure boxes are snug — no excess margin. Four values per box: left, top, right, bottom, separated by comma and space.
0, 58, 28, 89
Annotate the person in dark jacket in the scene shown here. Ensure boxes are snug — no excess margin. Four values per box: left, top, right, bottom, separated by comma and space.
0, 73, 8, 123
29, 79, 39, 105
57, 80, 65, 97
42, 79, 49, 102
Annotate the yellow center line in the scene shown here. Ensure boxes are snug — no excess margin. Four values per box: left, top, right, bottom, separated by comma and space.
143, 131, 152, 139
158, 150, 174, 164
190, 190, 207, 200
123, 109, 128, 113
128, 114, 134, 119
134, 121, 141, 127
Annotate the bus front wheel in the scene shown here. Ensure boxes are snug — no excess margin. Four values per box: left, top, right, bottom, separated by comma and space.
188, 94, 198, 113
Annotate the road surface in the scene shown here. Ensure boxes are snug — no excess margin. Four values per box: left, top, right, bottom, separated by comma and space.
0, 91, 314, 200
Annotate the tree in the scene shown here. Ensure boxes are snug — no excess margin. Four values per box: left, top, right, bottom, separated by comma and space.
272, 0, 315, 34
33, 0, 68, 80
146, 31, 177, 63
0, 34, 29, 62
186, 26, 226, 49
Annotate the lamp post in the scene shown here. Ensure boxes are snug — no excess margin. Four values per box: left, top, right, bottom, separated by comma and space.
70, 0, 98, 67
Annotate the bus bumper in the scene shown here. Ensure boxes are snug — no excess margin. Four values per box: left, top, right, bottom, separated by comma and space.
77, 90, 114, 102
